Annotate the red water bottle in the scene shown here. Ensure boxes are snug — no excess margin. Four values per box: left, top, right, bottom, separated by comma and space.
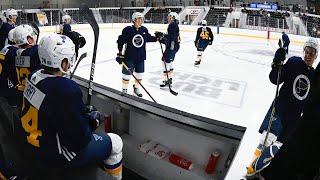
205, 151, 220, 174
169, 153, 193, 170
104, 114, 112, 133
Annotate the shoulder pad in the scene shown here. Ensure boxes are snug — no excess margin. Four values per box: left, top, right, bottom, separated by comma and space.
0, 46, 10, 55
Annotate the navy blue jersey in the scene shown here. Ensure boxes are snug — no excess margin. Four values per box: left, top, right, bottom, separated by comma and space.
164, 21, 180, 51
15, 45, 42, 92
0, 22, 15, 50
195, 26, 213, 44
117, 25, 157, 62
271, 56, 315, 123
20, 70, 92, 166
0, 45, 18, 98
62, 24, 72, 36
282, 33, 290, 47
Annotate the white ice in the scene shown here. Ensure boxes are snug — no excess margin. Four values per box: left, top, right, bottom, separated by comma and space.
40, 23, 319, 180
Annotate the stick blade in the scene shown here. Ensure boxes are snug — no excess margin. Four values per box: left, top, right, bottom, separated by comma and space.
170, 89, 178, 96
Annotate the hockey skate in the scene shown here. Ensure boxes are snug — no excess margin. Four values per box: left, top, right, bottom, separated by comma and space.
246, 144, 263, 177
247, 141, 282, 177
160, 78, 172, 88
133, 85, 142, 97
194, 60, 201, 67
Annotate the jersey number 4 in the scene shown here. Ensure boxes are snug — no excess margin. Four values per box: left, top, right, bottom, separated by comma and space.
21, 101, 42, 147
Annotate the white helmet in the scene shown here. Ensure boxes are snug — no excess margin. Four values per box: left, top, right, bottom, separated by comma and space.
38, 34, 75, 74
8, 28, 15, 43
168, 12, 179, 21
13, 24, 37, 46
5, 9, 18, 19
304, 38, 319, 58
132, 12, 144, 21
62, 14, 71, 23
201, 20, 207, 26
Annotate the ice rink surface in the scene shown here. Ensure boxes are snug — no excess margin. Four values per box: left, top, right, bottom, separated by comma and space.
41, 24, 319, 179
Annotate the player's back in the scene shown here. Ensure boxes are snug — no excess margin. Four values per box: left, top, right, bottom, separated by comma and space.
0, 45, 18, 98
15, 45, 41, 92
21, 70, 92, 167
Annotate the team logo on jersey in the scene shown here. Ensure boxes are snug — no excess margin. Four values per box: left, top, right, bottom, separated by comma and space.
132, 34, 144, 48
293, 74, 310, 100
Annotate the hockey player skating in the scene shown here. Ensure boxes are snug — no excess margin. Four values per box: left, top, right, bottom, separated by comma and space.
0, 9, 17, 50
281, 32, 290, 54
259, 63, 320, 180
116, 12, 157, 97
20, 34, 123, 179
155, 12, 180, 88
246, 38, 319, 176
194, 20, 213, 66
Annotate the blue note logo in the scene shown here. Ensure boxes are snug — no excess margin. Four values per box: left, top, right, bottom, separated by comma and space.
132, 34, 144, 48
293, 74, 310, 100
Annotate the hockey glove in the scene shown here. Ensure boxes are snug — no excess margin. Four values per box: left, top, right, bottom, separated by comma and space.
155, 31, 164, 39
272, 48, 286, 66
116, 53, 125, 65
194, 41, 198, 47
88, 111, 104, 130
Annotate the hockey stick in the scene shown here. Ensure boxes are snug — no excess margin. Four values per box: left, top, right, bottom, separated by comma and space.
262, 45, 285, 150
30, 22, 40, 44
159, 42, 178, 96
122, 63, 157, 103
70, 52, 87, 79
80, 4, 99, 105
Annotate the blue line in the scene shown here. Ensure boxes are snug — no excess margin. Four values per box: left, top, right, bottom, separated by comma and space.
239, 82, 247, 108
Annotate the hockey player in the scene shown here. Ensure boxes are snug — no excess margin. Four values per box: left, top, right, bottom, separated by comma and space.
13, 24, 41, 108
116, 12, 157, 97
246, 38, 319, 176
60, 14, 72, 36
194, 20, 213, 66
156, 12, 180, 87
20, 34, 123, 179
0, 9, 17, 50
260, 62, 320, 180
0, 28, 18, 104
282, 32, 290, 54
60, 14, 86, 59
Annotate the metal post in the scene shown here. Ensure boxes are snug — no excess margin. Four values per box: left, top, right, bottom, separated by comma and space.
50, 11, 53, 26
217, 15, 220, 34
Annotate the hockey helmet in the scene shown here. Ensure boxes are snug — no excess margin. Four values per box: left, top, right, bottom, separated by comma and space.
62, 14, 71, 23
201, 20, 207, 26
5, 9, 18, 19
304, 38, 319, 58
13, 24, 38, 46
38, 34, 75, 74
8, 28, 15, 43
132, 12, 144, 21
168, 12, 179, 21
